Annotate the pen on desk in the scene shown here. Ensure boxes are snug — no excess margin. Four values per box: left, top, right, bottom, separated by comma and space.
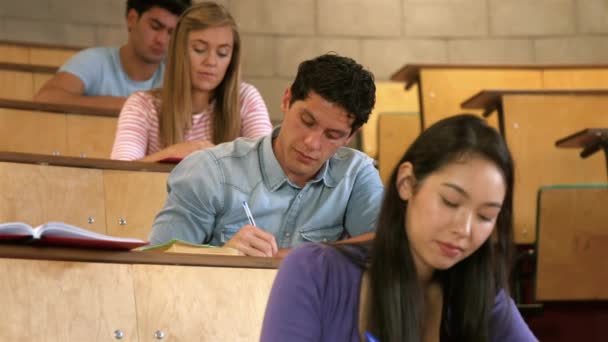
242, 201, 257, 226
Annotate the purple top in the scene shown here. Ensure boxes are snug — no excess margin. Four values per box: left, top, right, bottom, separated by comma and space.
261, 243, 538, 342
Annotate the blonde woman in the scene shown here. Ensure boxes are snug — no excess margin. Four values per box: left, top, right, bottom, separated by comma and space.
111, 2, 272, 161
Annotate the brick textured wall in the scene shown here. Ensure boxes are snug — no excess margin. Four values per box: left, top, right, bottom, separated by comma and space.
2, 0, 608, 121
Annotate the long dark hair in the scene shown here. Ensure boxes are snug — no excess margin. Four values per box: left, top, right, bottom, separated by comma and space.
344, 114, 514, 341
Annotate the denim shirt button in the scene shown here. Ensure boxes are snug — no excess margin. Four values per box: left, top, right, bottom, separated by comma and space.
285, 232, 291, 237
322, 238, 328, 242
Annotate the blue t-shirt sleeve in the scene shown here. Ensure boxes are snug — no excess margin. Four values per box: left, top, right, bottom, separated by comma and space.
59, 47, 105, 95
260, 244, 329, 341
490, 290, 538, 342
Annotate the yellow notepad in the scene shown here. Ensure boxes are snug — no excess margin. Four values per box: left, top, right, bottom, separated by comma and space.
139, 239, 242, 256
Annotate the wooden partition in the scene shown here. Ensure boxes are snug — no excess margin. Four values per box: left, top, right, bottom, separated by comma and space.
361, 81, 419, 160
0, 245, 279, 341
0, 63, 56, 100
0, 152, 173, 240
0, 99, 118, 158
377, 112, 420, 184
535, 185, 608, 301
390, 64, 608, 130
462, 90, 608, 243
0, 40, 80, 67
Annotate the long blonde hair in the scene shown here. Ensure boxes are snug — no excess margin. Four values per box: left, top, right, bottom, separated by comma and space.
157, 1, 241, 146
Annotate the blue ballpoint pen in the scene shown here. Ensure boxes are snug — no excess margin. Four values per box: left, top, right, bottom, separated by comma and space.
364, 331, 379, 342
242, 201, 257, 226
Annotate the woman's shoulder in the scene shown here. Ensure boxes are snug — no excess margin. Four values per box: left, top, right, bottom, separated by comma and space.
284, 243, 365, 276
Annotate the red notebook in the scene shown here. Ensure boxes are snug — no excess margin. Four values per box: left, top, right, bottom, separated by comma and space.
0, 221, 149, 250
158, 157, 183, 164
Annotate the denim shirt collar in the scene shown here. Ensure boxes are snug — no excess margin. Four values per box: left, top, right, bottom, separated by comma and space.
260, 126, 338, 191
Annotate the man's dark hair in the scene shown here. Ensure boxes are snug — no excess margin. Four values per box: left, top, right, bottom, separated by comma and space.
289, 53, 376, 133
126, 0, 192, 17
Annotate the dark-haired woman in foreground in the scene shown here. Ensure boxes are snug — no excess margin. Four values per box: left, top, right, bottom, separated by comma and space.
260, 114, 537, 341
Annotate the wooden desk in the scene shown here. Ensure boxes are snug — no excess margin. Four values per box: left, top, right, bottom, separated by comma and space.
556, 128, 608, 178
462, 90, 608, 243
390, 64, 608, 130
0, 245, 279, 341
0, 152, 173, 240
535, 185, 608, 301
0, 98, 119, 158
0, 62, 56, 100
0, 40, 81, 67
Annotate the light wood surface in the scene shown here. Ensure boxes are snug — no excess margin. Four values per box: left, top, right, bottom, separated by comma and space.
0, 108, 67, 155
0, 258, 139, 341
0, 106, 118, 158
535, 186, 608, 300
501, 95, 608, 243
377, 113, 420, 184
542, 69, 608, 89
0, 45, 29, 64
103, 170, 169, 240
0, 70, 34, 100
66, 114, 117, 158
0, 41, 78, 67
0, 162, 107, 232
0, 245, 280, 341
419, 68, 542, 129
362, 82, 419, 159
29, 47, 77, 67
133, 264, 277, 341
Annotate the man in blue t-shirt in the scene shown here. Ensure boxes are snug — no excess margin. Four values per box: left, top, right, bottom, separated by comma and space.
34, 0, 191, 110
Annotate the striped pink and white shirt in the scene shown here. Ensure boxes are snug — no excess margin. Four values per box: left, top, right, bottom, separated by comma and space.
111, 82, 273, 161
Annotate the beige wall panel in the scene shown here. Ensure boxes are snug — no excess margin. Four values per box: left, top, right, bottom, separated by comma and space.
0, 70, 34, 100
362, 82, 419, 159
0, 258, 138, 341
0, 109, 67, 155
133, 265, 277, 341
419, 69, 543, 129
542, 69, 608, 89
65, 115, 117, 158
0, 44, 29, 63
502, 95, 608, 243
28, 47, 76, 66
378, 113, 420, 184
0, 162, 107, 232
103, 170, 169, 240
536, 187, 608, 300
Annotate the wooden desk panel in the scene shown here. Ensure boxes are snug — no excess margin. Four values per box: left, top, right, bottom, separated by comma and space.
133, 265, 276, 341
66, 114, 117, 159
0, 246, 280, 341
543, 69, 608, 89
377, 113, 420, 184
419, 68, 541, 129
502, 95, 608, 243
0, 70, 34, 100
0, 162, 107, 232
536, 186, 608, 300
103, 170, 169, 240
0, 258, 139, 341
362, 82, 419, 159
29, 47, 77, 67
0, 45, 29, 64
0, 108, 67, 155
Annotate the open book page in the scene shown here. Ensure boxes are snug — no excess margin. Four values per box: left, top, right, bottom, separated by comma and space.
140, 239, 242, 256
0, 221, 148, 250
0, 222, 36, 240
33, 222, 144, 243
